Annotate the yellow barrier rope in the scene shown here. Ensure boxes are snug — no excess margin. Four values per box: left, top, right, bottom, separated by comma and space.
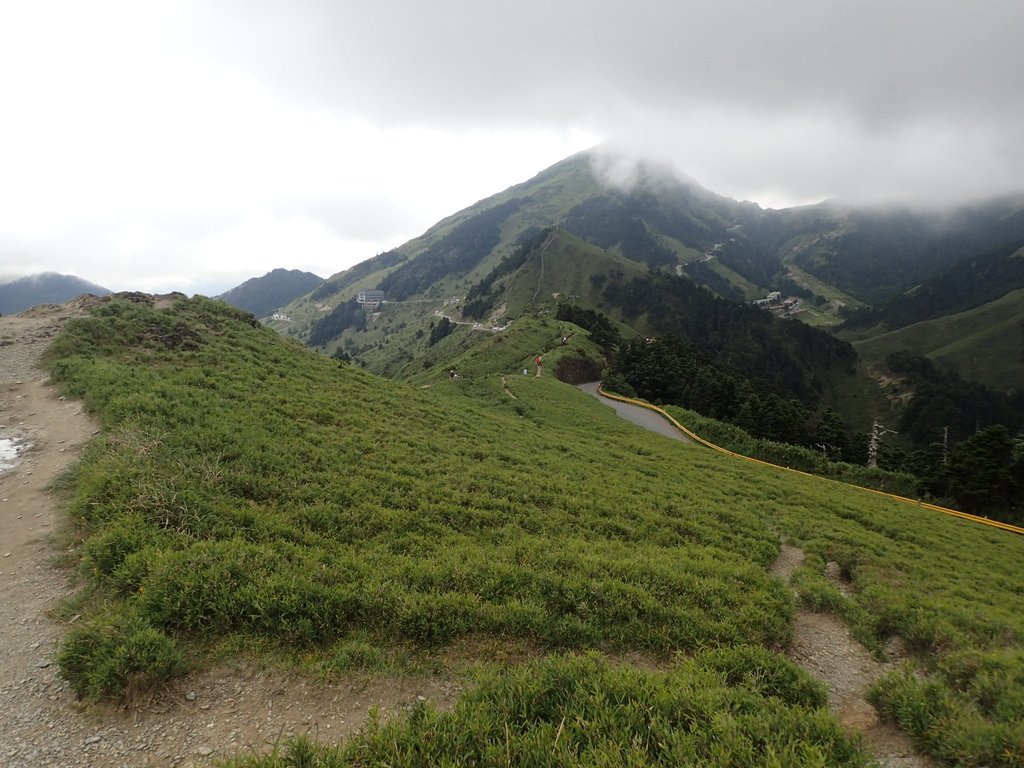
596, 385, 1024, 536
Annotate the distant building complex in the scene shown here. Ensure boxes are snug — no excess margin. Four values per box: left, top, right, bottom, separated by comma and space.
753, 291, 801, 316
357, 290, 385, 308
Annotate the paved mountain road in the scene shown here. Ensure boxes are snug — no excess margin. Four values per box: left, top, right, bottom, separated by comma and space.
577, 382, 693, 444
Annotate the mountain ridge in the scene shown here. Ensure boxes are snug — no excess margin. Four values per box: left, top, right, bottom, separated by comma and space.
0, 272, 111, 315
216, 267, 324, 319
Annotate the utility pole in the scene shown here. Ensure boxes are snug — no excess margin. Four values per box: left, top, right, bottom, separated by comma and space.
867, 418, 896, 469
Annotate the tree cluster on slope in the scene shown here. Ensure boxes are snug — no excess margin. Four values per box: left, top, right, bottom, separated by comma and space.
377, 199, 525, 301
886, 352, 1024, 447
910, 426, 1024, 524
554, 303, 621, 356
564, 197, 678, 268
609, 335, 818, 449
308, 298, 367, 347
601, 272, 856, 404
428, 317, 455, 346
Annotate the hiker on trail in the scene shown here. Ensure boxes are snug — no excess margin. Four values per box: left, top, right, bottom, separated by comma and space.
534, 355, 542, 377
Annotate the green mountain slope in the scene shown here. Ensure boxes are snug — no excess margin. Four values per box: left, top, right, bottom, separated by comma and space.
841, 244, 1024, 391
268, 151, 777, 346
855, 288, 1024, 391
274, 151, 1024, 377
48, 295, 1024, 766
267, 153, 867, 415
841, 242, 1024, 335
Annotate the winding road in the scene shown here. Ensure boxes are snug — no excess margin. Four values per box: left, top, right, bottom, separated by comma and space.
577, 382, 693, 444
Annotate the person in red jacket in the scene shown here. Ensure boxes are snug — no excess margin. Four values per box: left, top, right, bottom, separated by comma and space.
534, 355, 542, 377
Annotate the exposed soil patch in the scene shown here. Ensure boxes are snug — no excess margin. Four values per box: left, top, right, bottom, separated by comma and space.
770, 543, 932, 767
0, 299, 459, 768
868, 364, 917, 407
768, 542, 805, 580
825, 560, 856, 597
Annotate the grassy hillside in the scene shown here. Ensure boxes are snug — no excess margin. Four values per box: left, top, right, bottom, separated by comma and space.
48, 296, 1024, 766
402, 316, 611, 387
274, 229, 650, 384
854, 288, 1024, 391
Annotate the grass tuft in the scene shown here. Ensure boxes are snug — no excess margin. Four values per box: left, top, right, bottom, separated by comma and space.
58, 608, 184, 701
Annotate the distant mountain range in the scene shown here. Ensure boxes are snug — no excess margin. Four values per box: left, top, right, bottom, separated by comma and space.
840, 240, 1024, 333
216, 268, 323, 318
841, 241, 1024, 391
853, 288, 1024, 392
270, 149, 1023, 387
258, 147, 1023, 463
0, 272, 111, 314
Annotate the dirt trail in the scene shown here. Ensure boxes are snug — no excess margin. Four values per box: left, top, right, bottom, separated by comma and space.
0, 299, 457, 768
770, 543, 932, 767
500, 376, 518, 399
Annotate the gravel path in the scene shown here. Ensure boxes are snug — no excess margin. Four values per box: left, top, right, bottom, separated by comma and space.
0, 299, 457, 768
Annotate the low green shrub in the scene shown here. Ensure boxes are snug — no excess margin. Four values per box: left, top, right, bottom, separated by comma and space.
694, 645, 827, 708
600, 371, 637, 398
222, 653, 870, 767
871, 667, 1024, 767
938, 648, 1024, 724
320, 633, 390, 674
57, 609, 184, 701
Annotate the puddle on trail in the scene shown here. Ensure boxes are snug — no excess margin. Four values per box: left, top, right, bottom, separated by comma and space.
0, 437, 23, 473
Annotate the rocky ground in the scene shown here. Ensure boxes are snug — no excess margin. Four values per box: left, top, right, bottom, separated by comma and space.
0, 300, 457, 768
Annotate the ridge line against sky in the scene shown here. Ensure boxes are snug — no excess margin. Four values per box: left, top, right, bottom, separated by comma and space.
2, 0, 1023, 295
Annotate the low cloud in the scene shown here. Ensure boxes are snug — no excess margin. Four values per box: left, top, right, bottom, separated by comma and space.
2, 1, 1023, 290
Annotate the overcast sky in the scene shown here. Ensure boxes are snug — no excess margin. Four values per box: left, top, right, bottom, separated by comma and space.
2, 0, 1023, 295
